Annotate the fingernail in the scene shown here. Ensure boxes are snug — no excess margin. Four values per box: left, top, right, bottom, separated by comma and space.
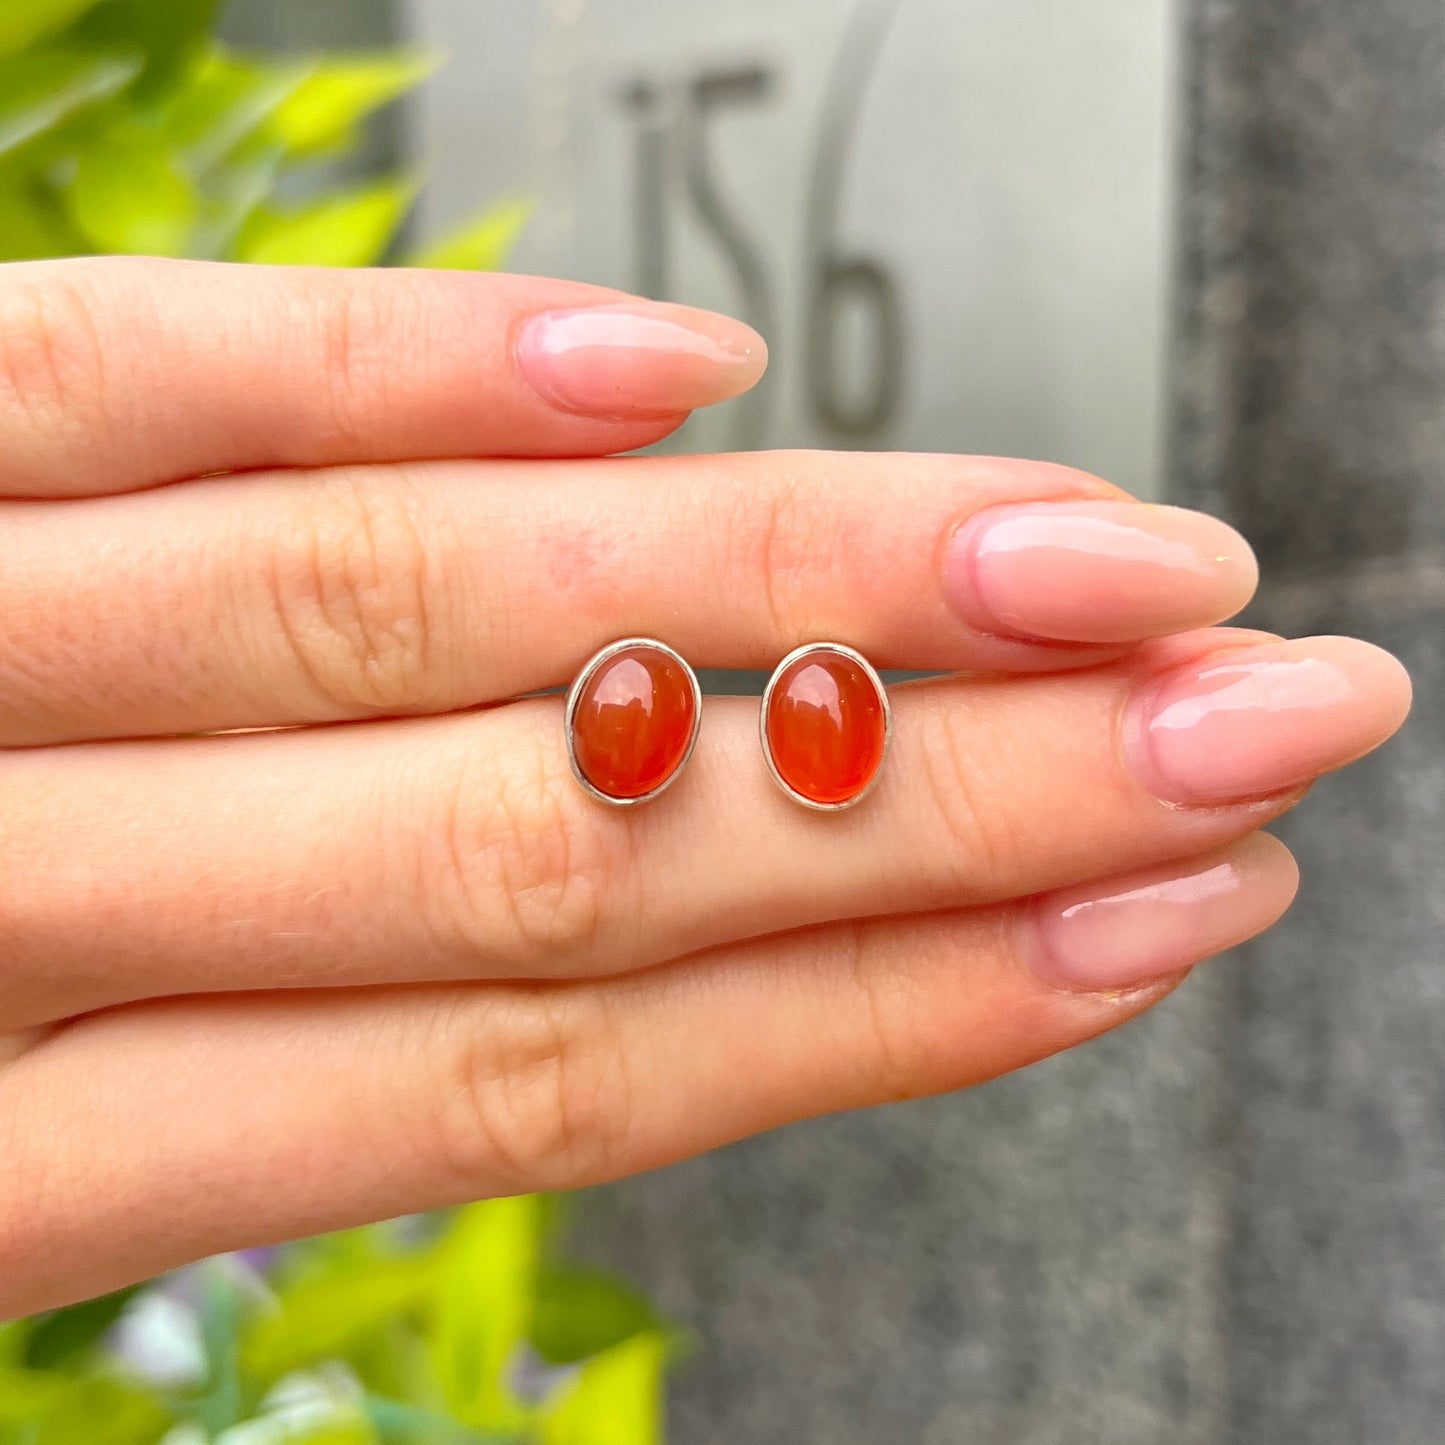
1127, 636, 1413, 805
515, 302, 767, 418
945, 501, 1258, 643
1028, 835, 1299, 991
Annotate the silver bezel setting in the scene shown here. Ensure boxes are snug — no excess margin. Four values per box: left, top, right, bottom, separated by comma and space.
565, 637, 702, 807
759, 642, 892, 812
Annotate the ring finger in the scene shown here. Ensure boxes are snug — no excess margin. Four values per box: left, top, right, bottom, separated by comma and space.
0, 451, 1258, 744
0, 631, 1408, 1028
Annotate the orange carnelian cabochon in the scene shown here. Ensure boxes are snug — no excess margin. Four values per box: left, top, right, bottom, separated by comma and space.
571, 645, 697, 800
765, 650, 887, 806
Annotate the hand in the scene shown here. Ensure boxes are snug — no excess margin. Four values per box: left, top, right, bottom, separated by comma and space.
0, 258, 1410, 1317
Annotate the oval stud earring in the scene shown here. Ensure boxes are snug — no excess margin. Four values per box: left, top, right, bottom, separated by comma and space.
761, 643, 891, 810
566, 638, 702, 806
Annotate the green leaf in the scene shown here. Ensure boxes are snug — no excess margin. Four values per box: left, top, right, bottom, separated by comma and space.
0, 1366, 67, 1421
0, 170, 89, 261
241, 1258, 430, 1384
68, 122, 198, 255
214, 1407, 378, 1445
539, 1334, 667, 1445
363, 1396, 512, 1444
146, 48, 309, 259
263, 50, 439, 158
528, 1269, 658, 1368
407, 198, 531, 272
146, 52, 284, 257
76, 0, 223, 98
0, 0, 106, 61
187, 143, 284, 260
234, 176, 415, 267
427, 1199, 540, 1434
0, 43, 144, 160
21, 1285, 143, 1370
157, 48, 305, 168
0, 1320, 30, 1369
0, 1372, 171, 1442
194, 1263, 244, 1436
46, 1381, 173, 1444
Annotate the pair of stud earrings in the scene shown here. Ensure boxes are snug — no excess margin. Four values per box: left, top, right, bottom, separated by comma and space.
565, 637, 892, 812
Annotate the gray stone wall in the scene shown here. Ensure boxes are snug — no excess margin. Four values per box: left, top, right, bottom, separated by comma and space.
1177, 3, 1445, 1440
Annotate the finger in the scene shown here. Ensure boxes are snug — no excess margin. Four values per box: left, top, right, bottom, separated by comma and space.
0, 633, 1406, 1027
0, 258, 767, 498
0, 452, 1259, 743
0, 836, 1299, 1316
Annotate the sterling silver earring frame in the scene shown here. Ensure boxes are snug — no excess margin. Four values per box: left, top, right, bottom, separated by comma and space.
758, 641, 893, 812
564, 637, 702, 807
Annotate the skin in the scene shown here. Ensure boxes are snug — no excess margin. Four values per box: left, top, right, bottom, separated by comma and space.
0, 258, 1413, 1319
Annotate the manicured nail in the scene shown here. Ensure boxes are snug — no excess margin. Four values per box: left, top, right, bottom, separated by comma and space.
515, 302, 767, 418
1127, 636, 1412, 805
1028, 835, 1299, 991
945, 501, 1258, 643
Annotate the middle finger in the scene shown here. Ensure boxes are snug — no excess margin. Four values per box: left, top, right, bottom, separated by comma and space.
0, 631, 1408, 1028
0, 451, 1259, 744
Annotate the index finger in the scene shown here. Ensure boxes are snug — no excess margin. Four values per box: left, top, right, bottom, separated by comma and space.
0, 258, 767, 498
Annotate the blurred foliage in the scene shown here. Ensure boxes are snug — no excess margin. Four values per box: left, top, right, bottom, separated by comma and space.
0, 0, 531, 265
0, 1198, 679, 1444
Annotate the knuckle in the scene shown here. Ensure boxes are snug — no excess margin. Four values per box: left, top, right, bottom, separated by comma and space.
919, 704, 1019, 884
313, 281, 412, 450
838, 923, 916, 1104
426, 738, 633, 970
432, 987, 633, 1192
716, 453, 895, 646
752, 478, 804, 641
264, 470, 436, 714
718, 462, 819, 644
0, 269, 108, 455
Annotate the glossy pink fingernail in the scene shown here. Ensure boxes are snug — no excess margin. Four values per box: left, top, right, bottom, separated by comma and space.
1029, 835, 1299, 991
1128, 636, 1412, 805
945, 501, 1257, 643
515, 302, 767, 418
